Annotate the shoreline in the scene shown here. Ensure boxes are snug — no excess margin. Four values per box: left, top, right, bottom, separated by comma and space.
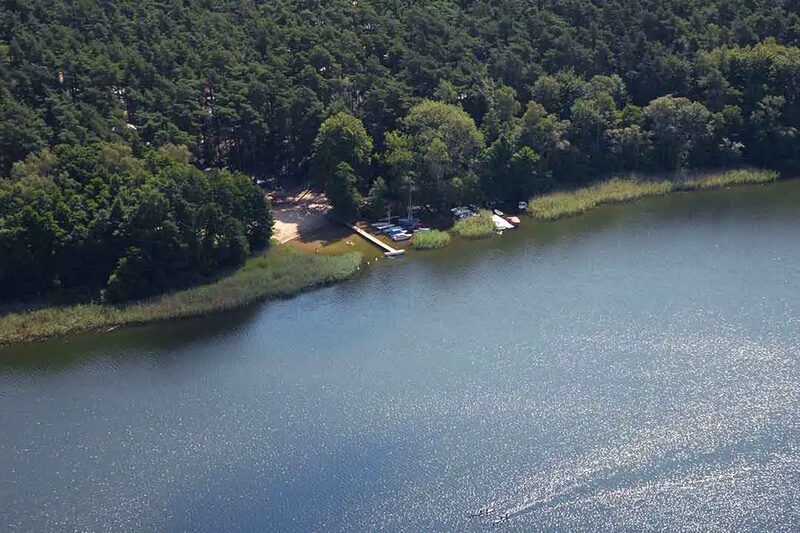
0, 168, 782, 347
526, 168, 778, 221
0, 247, 362, 347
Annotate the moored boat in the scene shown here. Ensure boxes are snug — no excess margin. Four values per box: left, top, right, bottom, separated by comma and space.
371, 222, 393, 231
492, 214, 515, 230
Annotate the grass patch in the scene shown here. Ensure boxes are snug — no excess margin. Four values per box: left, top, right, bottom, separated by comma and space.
451, 210, 496, 239
0, 247, 363, 346
412, 230, 451, 249
527, 168, 778, 221
679, 168, 778, 190
527, 179, 672, 221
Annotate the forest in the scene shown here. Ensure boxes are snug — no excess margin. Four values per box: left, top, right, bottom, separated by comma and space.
2, 0, 800, 299
0, 143, 272, 302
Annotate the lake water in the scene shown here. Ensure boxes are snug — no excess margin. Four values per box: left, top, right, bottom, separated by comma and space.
2, 182, 800, 532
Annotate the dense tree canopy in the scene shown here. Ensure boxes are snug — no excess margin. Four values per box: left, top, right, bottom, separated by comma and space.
3, 0, 800, 300
2, 0, 800, 178
0, 144, 272, 302
385, 100, 485, 208
311, 112, 372, 218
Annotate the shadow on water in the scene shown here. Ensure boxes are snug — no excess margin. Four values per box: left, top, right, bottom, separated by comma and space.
0, 303, 263, 373
1, 180, 799, 532
2, 180, 798, 373
410, 180, 800, 274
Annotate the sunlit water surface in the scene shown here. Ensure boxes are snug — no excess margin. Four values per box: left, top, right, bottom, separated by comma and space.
2, 182, 800, 531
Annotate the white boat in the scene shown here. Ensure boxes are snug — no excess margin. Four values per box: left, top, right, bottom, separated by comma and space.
492, 214, 515, 230
391, 231, 412, 241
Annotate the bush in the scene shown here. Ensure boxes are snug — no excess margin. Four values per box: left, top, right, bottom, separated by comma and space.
412, 230, 451, 249
451, 210, 496, 239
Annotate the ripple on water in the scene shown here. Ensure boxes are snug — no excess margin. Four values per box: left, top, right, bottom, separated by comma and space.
343, 313, 800, 532
3, 185, 800, 532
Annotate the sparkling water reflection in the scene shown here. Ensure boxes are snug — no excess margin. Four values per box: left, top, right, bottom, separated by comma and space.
1, 182, 799, 531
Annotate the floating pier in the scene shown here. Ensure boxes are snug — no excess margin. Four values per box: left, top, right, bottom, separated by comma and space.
343, 221, 406, 257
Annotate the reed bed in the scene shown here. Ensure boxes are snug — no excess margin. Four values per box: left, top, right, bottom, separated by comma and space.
0, 247, 363, 346
678, 168, 778, 190
451, 210, 496, 239
412, 230, 451, 249
527, 179, 671, 220
527, 168, 778, 221
2, 169, 780, 346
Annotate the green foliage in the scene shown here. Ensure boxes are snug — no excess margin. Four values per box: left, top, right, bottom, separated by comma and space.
1, 0, 800, 186
0, 143, 272, 302
527, 179, 673, 220
0, 247, 362, 346
482, 82, 521, 143
366, 177, 389, 220
312, 113, 372, 217
527, 169, 777, 221
0, 87, 51, 176
451, 210, 496, 239
327, 162, 362, 221
679, 169, 778, 190
517, 101, 570, 163
158, 143, 192, 164
386, 101, 484, 209
412, 230, 451, 250
644, 96, 712, 172
312, 112, 373, 182
0, 0, 799, 310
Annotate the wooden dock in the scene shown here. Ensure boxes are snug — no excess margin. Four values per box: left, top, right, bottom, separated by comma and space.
343, 222, 406, 257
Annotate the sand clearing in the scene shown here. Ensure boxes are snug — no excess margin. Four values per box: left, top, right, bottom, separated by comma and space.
272, 190, 332, 243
